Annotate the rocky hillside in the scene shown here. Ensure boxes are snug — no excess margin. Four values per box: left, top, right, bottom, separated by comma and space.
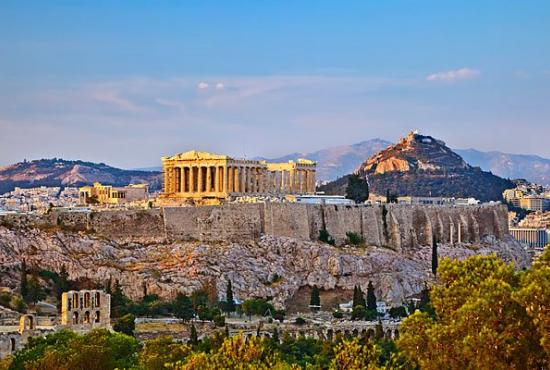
319, 132, 515, 202
0, 227, 529, 308
0, 158, 162, 194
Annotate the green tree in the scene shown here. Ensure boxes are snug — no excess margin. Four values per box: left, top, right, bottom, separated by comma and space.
139, 336, 191, 370
113, 313, 135, 336
352, 285, 366, 308
224, 280, 235, 313
431, 236, 438, 276
189, 324, 199, 346
27, 273, 45, 306
345, 173, 369, 204
330, 337, 384, 370
174, 293, 194, 322
397, 254, 548, 370
110, 280, 130, 318
309, 285, 320, 311
20, 260, 28, 302
366, 281, 377, 311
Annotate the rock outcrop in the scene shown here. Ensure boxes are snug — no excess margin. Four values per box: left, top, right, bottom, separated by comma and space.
0, 226, 529, 307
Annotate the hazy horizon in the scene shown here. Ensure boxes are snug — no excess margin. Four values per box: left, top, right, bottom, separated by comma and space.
1, 1, 549, 168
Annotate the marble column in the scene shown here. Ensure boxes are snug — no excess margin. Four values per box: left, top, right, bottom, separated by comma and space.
206, 166, 212, 193
234, 167, 240, 193
190, 166, 195, 193
180, 166, 186, 193
223, 166, 228, 193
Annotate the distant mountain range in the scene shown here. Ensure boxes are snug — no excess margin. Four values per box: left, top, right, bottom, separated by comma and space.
0, 159, 162, 194
1, 137, 548, 195
262, 139, 550, 186
319, 132, 515, 202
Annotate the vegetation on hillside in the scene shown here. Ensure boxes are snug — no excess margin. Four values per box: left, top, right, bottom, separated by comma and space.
3, 249, 548, 369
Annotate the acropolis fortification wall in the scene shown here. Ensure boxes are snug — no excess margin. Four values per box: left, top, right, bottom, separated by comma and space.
0, 203, 508, 249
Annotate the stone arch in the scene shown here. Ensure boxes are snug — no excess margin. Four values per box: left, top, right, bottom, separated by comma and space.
10, 337, 16, 352
367, 328, 374, 339
95, 292, 101, 307
72, 311, 79, 325
19, 314, 35, 333
385, 329, 392, 339
393, 329, 399, 339
84, 292, 91, 308
326, 329, 333, 340
95, 311, 101, 323
352, 328, 359, 337
84, 311, 91, 324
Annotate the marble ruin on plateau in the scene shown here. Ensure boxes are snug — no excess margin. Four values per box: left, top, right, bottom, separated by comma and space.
160, 150, 316, 204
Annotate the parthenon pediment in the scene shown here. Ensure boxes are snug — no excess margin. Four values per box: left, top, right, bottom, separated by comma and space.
163, 150, 231, 161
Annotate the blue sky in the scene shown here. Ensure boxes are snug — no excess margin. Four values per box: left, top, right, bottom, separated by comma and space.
1, 1, 549, 168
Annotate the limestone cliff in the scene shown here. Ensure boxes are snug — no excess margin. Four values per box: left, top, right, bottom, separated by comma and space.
0, 227, 529, 308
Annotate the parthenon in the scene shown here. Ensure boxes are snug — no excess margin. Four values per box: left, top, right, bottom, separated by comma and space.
160, 151, 316, 203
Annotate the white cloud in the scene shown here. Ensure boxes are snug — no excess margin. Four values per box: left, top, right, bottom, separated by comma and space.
197, 82, 209, 89
426, 68, 480, 82
215, 83, 225, 90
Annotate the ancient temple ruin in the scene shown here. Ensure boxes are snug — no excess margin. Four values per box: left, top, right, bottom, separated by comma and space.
160, 150, 316, 204
61, 290, 111, 332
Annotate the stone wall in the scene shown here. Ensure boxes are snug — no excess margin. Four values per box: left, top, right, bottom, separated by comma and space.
0, 203, 509, 249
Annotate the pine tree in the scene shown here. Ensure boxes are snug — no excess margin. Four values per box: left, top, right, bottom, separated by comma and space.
20, 259, 28, 301
57, 265, 70, 299
345, 173, 369, 203
225, 280, 235, 313
27, 273, 44, 306
366, 281, 377, 311
432, 236, 438, 276
309, 285, 320, 311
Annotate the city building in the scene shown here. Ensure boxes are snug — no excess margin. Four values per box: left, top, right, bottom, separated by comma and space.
519, 196, 550, 212
509, 227, 549, 249
160, 150, 316, 204
289, 194, 354, 205
79, 182, 149, 205
396, 196, 479, 206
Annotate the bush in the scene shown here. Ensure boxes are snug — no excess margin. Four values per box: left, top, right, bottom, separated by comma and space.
319, 229, 335, 245
345, 231, 365, 246
388, 306, 408, 319
332, 310, 344, 319
213, 313, 226, 327
294, 317, 306, 325
113, 313, 135, 336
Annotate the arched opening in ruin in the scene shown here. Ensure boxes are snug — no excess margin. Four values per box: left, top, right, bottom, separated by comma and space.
27, 316, 34, 330
84, 311, 90, 324
352, 329, 359, 337
95, 292, 101, 307
394, 329, 399, 339
95, 311, 100, 323
10, 337, 16, 352
327, 329, 333, 340
84, 293, 90, 308
367, 328, 374, 339
72, 311, 79, 325
73, 293, 78, 309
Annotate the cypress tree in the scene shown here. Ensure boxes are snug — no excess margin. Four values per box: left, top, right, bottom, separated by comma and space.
309, 285, 320, 311
366, 281, 377, 311
190, 324, 199, 346
432, 236, 438, 276
20, 260, 28, 301
225, 280, 235, 313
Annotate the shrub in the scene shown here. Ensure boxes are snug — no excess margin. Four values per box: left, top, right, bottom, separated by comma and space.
319, 229, 335, 245
294, 317, 306, 325
113, 313, 135, 336
345, 231, 365, 246
332, 310, 344, 319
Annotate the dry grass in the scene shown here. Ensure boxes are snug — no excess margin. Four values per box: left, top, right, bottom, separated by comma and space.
135, 321, 186, 333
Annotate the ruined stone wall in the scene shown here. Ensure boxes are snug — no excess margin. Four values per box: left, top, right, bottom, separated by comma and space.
0, 203, 509, 249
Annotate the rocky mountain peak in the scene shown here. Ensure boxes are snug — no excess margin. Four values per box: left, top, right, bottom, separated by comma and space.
360, 131, 469, 175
